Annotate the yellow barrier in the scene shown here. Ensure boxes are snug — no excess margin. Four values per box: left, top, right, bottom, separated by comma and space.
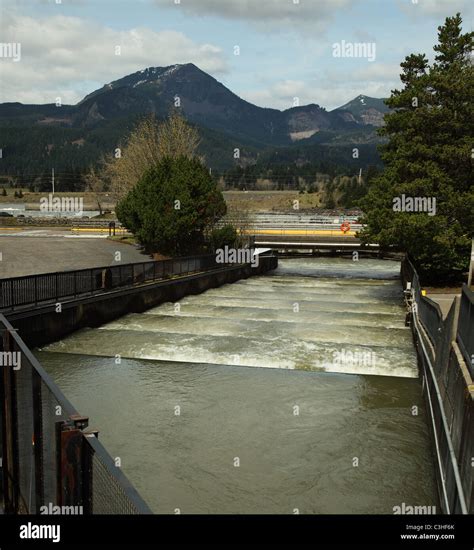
69, 227, 355, 237
71, 227, 130, 234
244, 229, 357, 237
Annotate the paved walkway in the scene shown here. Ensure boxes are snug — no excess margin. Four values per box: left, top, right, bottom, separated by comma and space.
427, 294, 460, 318
0, 230, 150, 278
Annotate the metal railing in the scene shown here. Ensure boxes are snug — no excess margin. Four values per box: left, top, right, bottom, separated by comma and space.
401, 256, 473, 514
458, 285, 474, 377
0, 255, 220, 312
401, 257, 443, 347
0, 313, 151, 514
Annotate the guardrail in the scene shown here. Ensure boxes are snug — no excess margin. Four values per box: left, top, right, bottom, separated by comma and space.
401, 256, 473, 514
458, 285, 474, 377
401, 257, 443, 348
0, 314, 151, 514
0, 255, 219, 312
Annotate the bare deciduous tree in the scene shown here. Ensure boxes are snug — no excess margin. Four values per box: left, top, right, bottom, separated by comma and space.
84, 167, 107, 215
90, 110, 201, 201
223, 203, 256, 247
157, 110, 201, 160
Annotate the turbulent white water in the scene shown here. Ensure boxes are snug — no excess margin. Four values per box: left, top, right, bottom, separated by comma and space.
37, 257, 437, 514
43, 257, 417, 378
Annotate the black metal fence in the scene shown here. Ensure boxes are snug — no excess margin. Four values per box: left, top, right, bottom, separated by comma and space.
401, 256, 473, 514
0, 255, 220, 312
401, 257, 443, 347
458, 285, 474, 377
0, 314, 151, 514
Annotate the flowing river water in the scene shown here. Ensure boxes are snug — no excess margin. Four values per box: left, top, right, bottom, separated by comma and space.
37, 257, 438, 513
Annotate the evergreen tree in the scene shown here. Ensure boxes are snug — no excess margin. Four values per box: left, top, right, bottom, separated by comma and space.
360, 13, 474, 283
116, 156, 226, 255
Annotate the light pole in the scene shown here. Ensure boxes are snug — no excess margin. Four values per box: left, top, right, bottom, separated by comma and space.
468, 238, 474, 288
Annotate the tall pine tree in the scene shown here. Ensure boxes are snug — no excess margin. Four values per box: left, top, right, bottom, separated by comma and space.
360, 13, 474, 283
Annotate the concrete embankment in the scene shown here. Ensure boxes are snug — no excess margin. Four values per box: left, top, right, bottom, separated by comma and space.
7, 255, 277, 348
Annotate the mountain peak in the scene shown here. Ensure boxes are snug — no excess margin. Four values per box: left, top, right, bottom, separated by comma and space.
332, 95, 389, 127
78, 64, 189, 105
55, 65, 389, 142
0, 64, 388, 175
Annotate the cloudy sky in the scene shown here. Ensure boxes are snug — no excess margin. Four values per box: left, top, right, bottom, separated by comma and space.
0, 0, 472, 110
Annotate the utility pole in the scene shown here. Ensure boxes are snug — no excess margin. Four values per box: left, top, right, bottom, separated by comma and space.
358, 168, 362, 184
52, 168, 55, 195
468, 237, 474, 288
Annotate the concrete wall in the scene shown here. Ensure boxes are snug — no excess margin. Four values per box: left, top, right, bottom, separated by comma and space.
7, 256, 277, 348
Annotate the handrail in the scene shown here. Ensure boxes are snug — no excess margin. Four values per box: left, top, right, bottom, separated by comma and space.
458, 284, 474, 375
0, 312, 152, 514
411, 308, 468, 514
0, 255, 218, 312
0, 313, 78, 417
403, 255, 472, 514
0, 254, 214, 283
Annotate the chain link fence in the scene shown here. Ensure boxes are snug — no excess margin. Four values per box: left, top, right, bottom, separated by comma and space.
0, 314, 151, 515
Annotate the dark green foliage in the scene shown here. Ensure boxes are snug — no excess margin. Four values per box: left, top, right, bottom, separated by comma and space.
116, 156, 227, 255
360, 13, 474, 284
210, 225, 238, 250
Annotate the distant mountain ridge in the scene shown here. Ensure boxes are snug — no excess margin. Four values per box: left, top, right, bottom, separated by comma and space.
333, 95, 390, 127
0, 63, 389, 176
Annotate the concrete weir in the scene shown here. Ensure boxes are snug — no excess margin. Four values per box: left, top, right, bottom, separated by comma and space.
7, 254, 278, 348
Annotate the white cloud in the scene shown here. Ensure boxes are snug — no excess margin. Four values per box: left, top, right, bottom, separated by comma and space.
397, 0, 473, 17
241, 80, 315, 110
324, 63, 401, 84
153, 0, 354, 32
0, 12, 227, 104
240, 62, 402, 111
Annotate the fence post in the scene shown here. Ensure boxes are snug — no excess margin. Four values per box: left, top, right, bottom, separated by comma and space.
467, 238, 473, 288
56, 415, 89, 511
0, 328, 19, 513
450, 296, 461, 342
82, 433, 96, 515
31, 369, 44, 512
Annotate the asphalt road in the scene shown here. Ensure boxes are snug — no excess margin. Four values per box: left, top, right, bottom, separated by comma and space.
0, 230, 150, 278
